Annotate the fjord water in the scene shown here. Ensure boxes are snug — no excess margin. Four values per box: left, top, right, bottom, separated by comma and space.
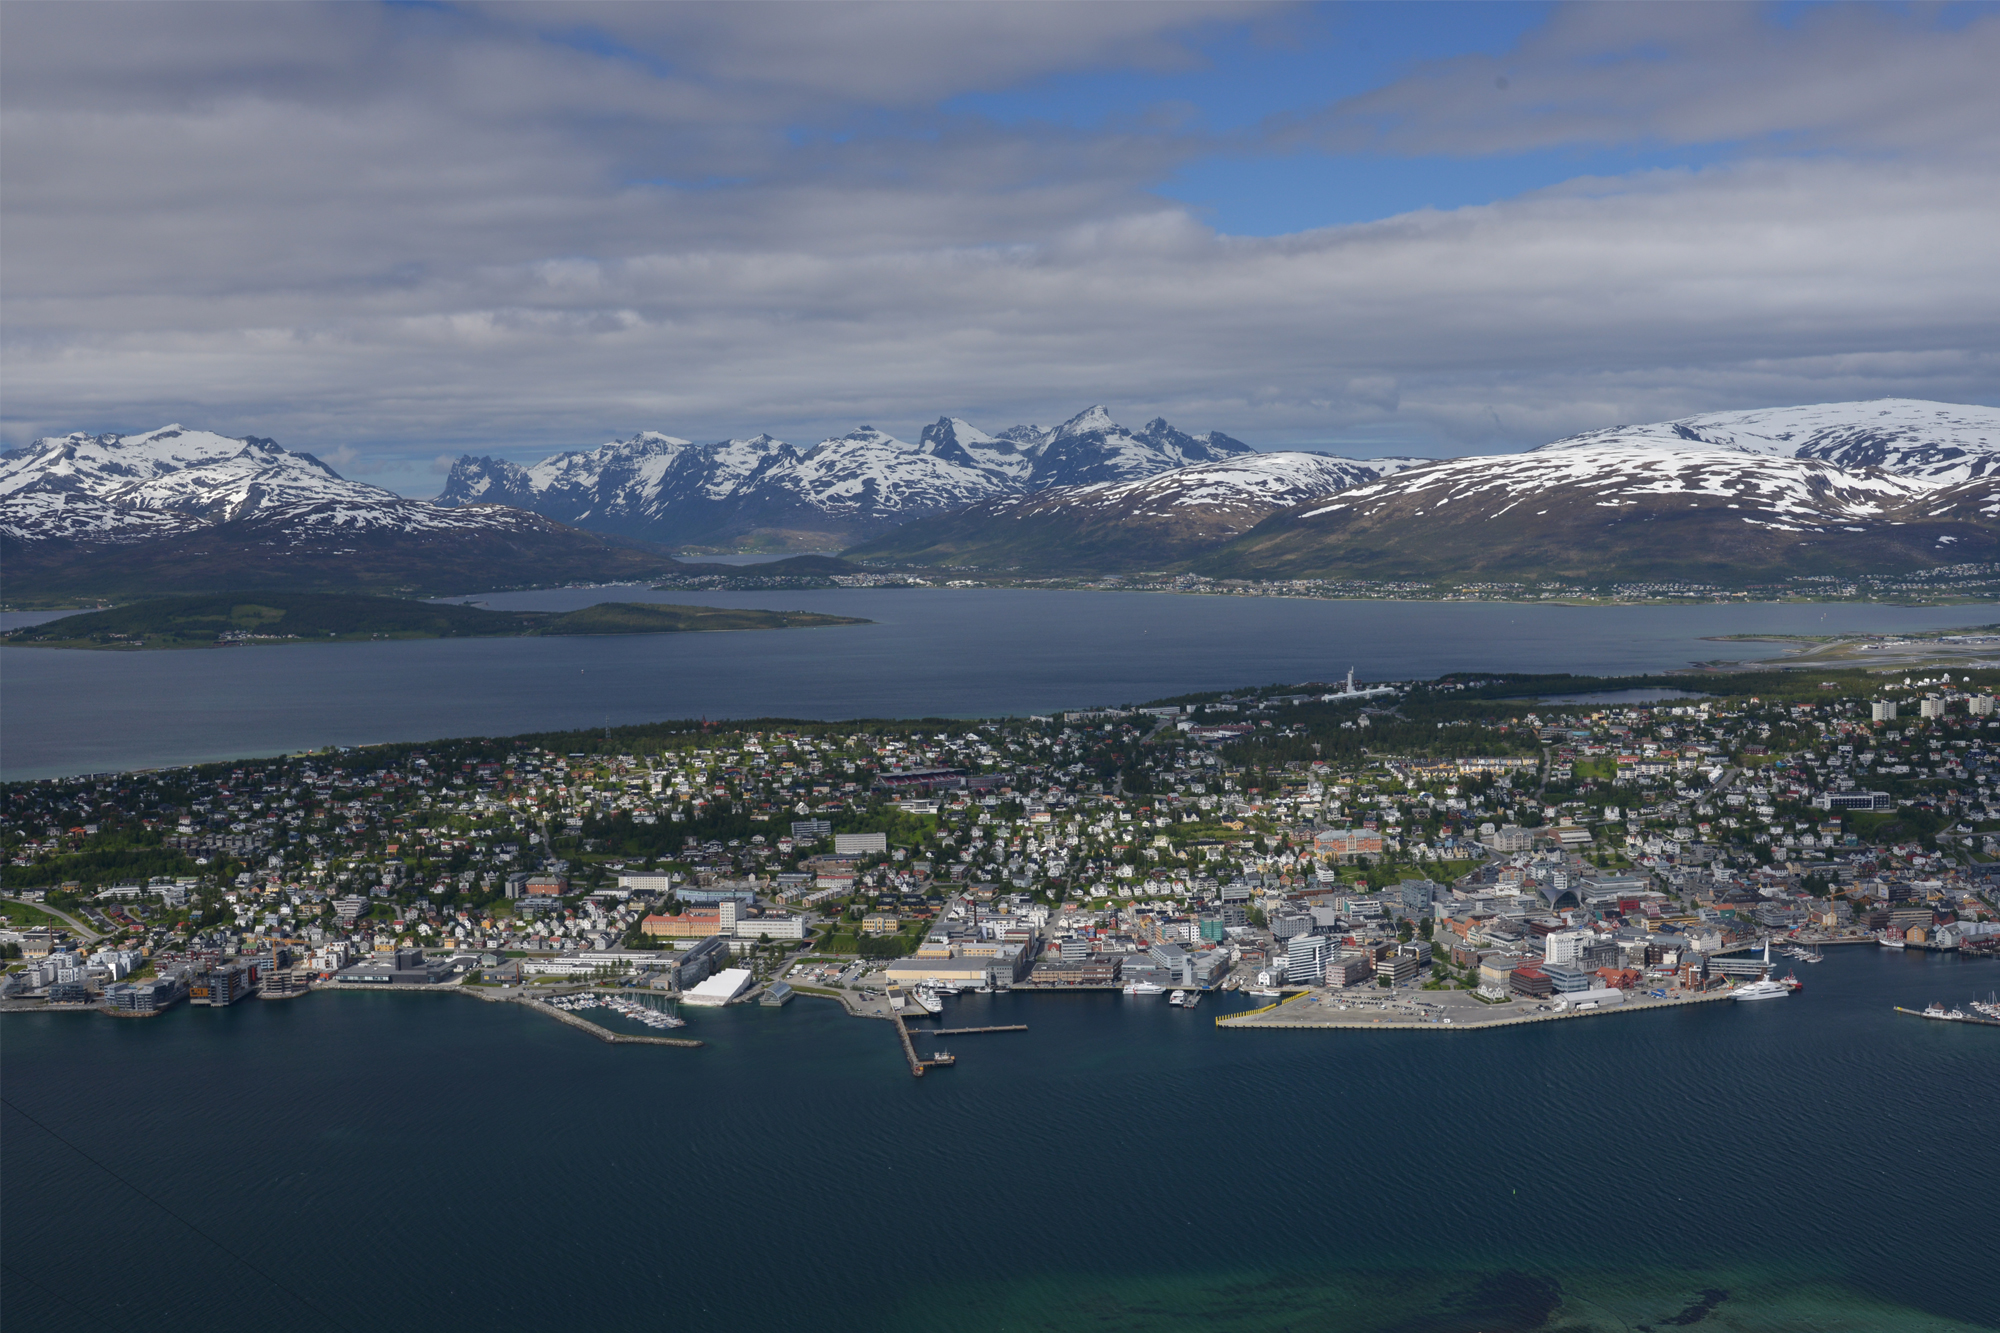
4, 947, 1994, 1332
3, 589, 1994, 779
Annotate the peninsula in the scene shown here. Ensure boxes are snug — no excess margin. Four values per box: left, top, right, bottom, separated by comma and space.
0, 592, 868, 650
6, 666, 1994, 1031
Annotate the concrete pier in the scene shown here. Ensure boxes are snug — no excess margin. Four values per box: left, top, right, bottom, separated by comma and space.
1218, 985, 1736, 1033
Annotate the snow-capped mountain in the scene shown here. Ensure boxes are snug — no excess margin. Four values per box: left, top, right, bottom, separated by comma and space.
436, 405, 1255, 547
846, 450, 1422, 572
1199, 399, 2000, 585
1, 426, 680, 599
1540, 399, 2000, 484
1021, 406, 1254, 488
916, 417, 1037, 482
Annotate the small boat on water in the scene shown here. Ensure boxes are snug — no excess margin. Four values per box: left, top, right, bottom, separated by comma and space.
1168, 989, 1187, 1006
1898, 1002, 1971, 1022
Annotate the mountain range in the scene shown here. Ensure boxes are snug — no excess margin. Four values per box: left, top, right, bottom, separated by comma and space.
436, 405, 1254, 548
844, 451, 1425, 572
0, 426, 680, 600
7, 398, 1997, 602
1195, 400, 2000, 586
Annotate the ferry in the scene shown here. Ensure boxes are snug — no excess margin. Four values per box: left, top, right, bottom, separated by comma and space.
911, 982, 943, 1015
1123, 981, 1165, 996
1168, 989, 1187, 1006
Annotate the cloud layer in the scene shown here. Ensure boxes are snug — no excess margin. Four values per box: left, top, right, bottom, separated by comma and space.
3, 1, 1995, 490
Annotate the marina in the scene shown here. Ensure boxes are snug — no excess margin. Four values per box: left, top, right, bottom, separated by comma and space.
1893, 1002, 2000, 1027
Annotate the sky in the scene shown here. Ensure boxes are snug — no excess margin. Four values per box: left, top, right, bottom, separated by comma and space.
3, 0, 1997, 495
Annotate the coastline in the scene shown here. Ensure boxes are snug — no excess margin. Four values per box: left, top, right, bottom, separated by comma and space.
1216, 984, 1737, 1032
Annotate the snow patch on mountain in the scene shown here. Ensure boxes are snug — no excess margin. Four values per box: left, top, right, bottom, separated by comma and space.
1539, 399, 2000, 485
1300, 445, 1934, 531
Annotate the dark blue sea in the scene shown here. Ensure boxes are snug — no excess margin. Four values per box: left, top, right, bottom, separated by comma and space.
3, 589, 1993, 779
4, 945, 1995, 1331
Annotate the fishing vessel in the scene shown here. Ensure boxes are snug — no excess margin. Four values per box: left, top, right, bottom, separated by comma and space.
1877, 932, 1907, 949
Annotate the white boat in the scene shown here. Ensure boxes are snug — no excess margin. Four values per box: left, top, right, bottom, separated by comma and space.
911, 983, 943, 1015
1246, 987, 1282, 998
1124, 981, 1164, 996
1877, 932, 1906, 949
1181, 990, 1201, 1009
1732, 977, 1793, 1002
1168, 989, 1187, 1006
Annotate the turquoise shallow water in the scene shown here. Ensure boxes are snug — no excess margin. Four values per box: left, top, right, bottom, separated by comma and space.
4, 946, 1995, 1331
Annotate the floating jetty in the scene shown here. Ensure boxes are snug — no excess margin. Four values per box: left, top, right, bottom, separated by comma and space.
527, 998, 704, 1047
1893, 1005, 2000, 1028
928, 1025, 1028, 1036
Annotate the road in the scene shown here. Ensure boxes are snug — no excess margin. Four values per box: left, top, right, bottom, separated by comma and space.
1, 896, 105, 943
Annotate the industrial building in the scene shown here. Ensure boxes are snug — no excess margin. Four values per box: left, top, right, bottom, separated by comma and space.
682, 967, 754, 1006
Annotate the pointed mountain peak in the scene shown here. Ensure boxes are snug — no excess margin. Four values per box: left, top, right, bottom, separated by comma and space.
1055, 405, 1119, 438
919, 416, 1004, 453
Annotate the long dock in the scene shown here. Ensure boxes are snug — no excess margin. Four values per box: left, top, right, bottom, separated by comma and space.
1218, 986, 1734, 1032
528, 1000, 704, 1047
927, 1025, 1027, 1036
891, 1009, 927, 1076
1893, 1005, 2000, 1028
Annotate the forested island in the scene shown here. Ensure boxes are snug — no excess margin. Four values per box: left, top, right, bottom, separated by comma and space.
1, 592, 868, 650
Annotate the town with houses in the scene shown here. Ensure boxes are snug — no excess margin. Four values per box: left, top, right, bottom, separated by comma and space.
6, 667, 1999, 1041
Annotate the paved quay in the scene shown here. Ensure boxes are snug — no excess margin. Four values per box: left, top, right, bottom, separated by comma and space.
1219, 984, 1735, 1031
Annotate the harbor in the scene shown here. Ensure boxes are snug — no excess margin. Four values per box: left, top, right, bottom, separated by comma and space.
1216, 981, 1738, 1031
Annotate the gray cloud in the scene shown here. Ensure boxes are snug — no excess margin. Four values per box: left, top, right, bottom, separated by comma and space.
2, 1, 1995, 492
1298, 2, 2000, 157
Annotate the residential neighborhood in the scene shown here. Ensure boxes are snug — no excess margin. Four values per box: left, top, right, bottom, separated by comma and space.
6, 668, 1997, 1026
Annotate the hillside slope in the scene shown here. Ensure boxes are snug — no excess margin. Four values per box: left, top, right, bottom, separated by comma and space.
844, 452, 1419, 572
1198, 427, 2000, 585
